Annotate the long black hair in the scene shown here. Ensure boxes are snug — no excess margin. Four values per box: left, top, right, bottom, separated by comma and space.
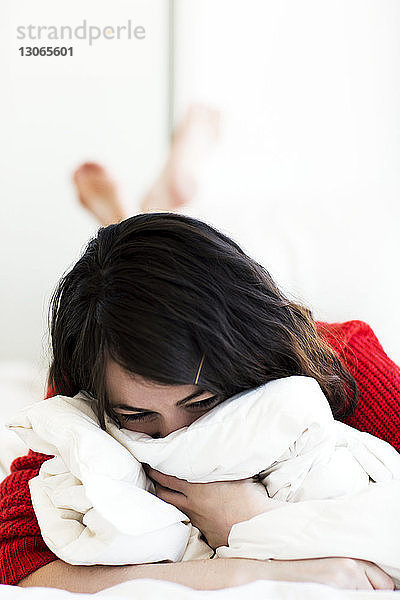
48, 212, 357, 428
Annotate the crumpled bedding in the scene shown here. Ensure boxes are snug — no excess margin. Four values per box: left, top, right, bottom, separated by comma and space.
7, 376, 400, 586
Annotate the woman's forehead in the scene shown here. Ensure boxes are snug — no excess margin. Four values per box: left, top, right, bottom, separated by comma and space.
105, 358, 200, 409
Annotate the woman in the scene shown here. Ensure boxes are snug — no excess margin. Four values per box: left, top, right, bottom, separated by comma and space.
1, 141, 399, 592
0, 210, 398, 592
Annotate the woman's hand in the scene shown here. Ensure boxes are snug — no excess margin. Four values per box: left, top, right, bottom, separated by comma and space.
145, 466, 282, 549
270, 557, 395, 591
144, 468, 395, 590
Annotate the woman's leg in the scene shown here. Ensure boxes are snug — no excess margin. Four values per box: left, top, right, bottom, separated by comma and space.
73, 163, 127, 226
72, 105, 220, 225
139, 104, 220, 213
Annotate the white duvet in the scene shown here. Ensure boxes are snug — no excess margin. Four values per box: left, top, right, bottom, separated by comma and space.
7, 375, 400, 587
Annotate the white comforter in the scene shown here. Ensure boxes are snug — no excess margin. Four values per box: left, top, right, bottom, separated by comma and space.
7, 376, 400, 586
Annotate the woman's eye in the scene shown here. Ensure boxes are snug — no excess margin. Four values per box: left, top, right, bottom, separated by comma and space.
187, 395, 221, 410
115, 395, 222, 426
118, 412, 154, 423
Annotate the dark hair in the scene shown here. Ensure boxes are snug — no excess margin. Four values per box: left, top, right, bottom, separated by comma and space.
48, 212, 357, 428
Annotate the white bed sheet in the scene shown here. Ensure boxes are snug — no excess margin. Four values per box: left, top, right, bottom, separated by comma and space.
0, 578, 398, 600
0, 361, 44, 479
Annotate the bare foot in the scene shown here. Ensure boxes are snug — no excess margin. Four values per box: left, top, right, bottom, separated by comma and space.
73, 162, 127, 226
140, 105, 220, 213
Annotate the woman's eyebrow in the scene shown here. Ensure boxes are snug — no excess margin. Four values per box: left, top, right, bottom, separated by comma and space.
112, 388, 209, 412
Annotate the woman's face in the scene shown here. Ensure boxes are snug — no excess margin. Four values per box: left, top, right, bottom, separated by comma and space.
105, 359, 223, 438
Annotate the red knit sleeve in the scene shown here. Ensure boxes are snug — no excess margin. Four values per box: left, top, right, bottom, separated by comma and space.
0, 450, 57, 585
316, 319, 400, 452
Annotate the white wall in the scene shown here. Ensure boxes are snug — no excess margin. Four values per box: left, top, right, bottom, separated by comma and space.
174, 0, 400, 362
0, 0, 170, 372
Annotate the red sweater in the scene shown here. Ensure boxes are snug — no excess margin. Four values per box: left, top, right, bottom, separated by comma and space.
1, 320, 399, 586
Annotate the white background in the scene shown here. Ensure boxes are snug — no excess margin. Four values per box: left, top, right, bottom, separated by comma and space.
0, 0, 170, 378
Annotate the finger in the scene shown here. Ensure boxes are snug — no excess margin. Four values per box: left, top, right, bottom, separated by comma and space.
364, 563, 395, 591
154, 482, 187, 511
145, 466, 188, 494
